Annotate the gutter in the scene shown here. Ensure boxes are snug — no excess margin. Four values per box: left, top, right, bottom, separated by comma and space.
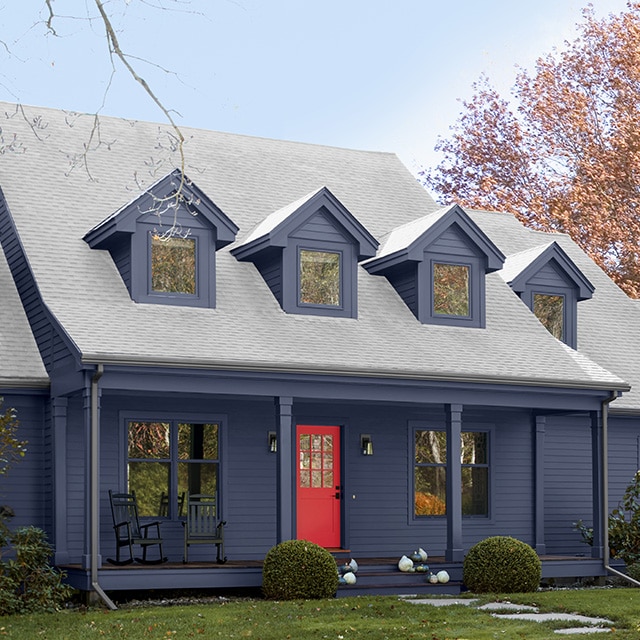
80, 354, 630, 393
602, 390, 640, 586
90, 364, 117, 610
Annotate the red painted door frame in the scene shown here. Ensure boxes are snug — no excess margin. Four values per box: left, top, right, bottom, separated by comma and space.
295, 425, 341, 547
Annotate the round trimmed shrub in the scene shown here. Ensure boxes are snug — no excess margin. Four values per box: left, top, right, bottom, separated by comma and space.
262, 539, 339, 600
463, 536, 541, 593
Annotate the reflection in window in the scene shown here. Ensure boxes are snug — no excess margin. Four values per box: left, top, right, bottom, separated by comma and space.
151, 235, 196, 294
127, 421, 219, 517
533, 294, 564, 340
299, 250, 341, 306
433, 263, 470, 316
414, 430, 488, 516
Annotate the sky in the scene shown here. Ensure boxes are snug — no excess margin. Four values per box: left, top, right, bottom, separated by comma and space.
0, 0, 631, 176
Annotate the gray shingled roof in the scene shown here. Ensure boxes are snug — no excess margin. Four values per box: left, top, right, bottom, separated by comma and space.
0, 102, 632, 400
0, 248, 47, 387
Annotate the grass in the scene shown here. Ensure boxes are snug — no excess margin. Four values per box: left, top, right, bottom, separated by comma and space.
1, 589, 640, 639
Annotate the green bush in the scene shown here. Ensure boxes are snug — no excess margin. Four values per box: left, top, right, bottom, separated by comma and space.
575, 471, 640, 566
463, 536, 541, 593
0, 525, 73, 614
262, 539, 339, 600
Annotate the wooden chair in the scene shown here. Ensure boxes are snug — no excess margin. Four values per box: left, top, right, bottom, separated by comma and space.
183, 493, 226, 563
108, 490, 167, 565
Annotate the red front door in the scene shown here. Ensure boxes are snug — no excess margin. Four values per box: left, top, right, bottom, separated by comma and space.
296, 425, 341, 547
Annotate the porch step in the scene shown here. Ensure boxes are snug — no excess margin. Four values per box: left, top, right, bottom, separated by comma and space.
334, 559, 463, 597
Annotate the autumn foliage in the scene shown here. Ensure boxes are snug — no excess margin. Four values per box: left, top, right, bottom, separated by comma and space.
423, 3, 640, 297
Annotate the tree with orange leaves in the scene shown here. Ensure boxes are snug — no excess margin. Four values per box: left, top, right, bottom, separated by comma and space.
423, 3, 640, 297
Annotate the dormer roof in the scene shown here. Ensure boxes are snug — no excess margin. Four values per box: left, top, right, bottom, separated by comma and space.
231, 186, 378, 261
500, 241, 595, 301
364, 203, 505, 274
84, 169, 239, 249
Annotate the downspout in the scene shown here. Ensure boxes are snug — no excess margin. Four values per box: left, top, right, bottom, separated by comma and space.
602, 390, 640, 586
90, 364, 117, 610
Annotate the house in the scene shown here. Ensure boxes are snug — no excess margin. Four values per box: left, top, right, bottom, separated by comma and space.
0, 102, 639, 599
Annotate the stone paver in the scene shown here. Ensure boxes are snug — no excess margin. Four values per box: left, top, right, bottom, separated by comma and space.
403, 597, 614, 635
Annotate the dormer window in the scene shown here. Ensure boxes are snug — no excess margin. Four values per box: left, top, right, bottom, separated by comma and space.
433, 262, 470, 317
299, 249, 341, 307
364, 204, 505, 328
533, 293, 564, 341
500, 241, 594, 348
151, 235, 196, 295
84, 170, 238, 309
231, 187, 378, 318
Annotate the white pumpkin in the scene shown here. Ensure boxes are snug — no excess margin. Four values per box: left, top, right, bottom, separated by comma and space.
349, 558, 358, 574
428, 573, 439, 584
418, 547, 428, 562
436, 570, 450, 584
343, 571, 357, 585
398, 555, 413, 572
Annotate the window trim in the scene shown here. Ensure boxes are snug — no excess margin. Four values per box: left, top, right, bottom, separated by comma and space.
410, 424, 492, 522
522, 284, 577, 348
297, 247, 344, 310
283, 240, 356, 318
131, 223, 216, 308
420, 254, 485, 328
120, 412, 227, 521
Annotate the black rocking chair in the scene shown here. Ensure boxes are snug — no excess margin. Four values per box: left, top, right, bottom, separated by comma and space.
108, 490, 168, 565
183, 493, 227, 564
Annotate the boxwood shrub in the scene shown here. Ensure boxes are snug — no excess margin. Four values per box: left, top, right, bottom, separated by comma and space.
463, 535, 541, 593
262, 539, 338, 600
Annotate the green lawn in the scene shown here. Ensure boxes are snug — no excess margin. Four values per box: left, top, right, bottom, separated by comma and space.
2, 590, 640, 639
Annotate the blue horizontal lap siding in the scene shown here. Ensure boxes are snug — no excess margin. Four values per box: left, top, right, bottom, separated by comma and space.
0, 394, 47, 530
543, 415, 593, 555
290, 210, 350, 243
385, 264, 418, 318
527, 261, 573, 289
426, 225, 483, 258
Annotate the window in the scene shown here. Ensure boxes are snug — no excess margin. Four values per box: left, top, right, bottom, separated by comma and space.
414, 430, 488, 517
433, 263, 470, 317
299, 249, 341, 307
533, 293, 564, 341
127, 420, 220, 518
151, 235, 197, 295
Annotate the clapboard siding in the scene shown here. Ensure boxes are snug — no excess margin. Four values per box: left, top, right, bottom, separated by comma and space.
527, 260, 572, 289
291, 210, 351, 244
385, 264, 418, 317
254, 248, 283, 305
425, 225, 480, 258
544, 415, 593, 554
0, 393, 47, 529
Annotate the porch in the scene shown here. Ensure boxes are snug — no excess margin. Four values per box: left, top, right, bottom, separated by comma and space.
61, 555, 611, 598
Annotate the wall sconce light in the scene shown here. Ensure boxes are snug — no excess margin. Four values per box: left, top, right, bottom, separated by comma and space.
360, 434, 373, 456
268, 431, 277, 453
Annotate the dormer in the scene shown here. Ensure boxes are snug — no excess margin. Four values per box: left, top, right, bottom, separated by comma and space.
363, 204, 505, 328
231, 187, 378, 318
84, 170, 238, 308
500, 241, 594, 348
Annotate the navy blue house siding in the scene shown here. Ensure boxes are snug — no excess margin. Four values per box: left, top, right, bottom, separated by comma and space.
0, 392, 47, 530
